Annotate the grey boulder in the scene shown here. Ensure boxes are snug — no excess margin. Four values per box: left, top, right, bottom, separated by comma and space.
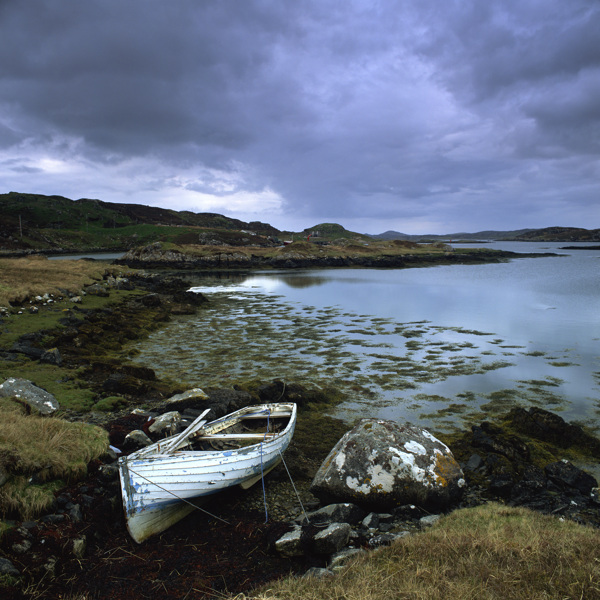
310, 419, 465, 510
0, 377, 59, 414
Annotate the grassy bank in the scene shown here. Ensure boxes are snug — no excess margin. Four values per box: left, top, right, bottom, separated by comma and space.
0, 255, 118, 307
1, 257, 600, 599
253, 503, 600, 600
0, 398, 109, 519
158, 239, 457, 261
0, 256, 166, 412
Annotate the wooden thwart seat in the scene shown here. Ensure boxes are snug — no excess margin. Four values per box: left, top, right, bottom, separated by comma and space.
241, 411, 293, 419
196, 432, 278, 441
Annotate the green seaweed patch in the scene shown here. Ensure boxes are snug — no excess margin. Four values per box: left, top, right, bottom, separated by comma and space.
518, 378, 563, 388
405, 340, 423, 351
437, 403, 469, 415
480, 389, 522, 414
548, 361, 579, 367
400, 329, 428, 338
412, 393, 453, 403
450, 328, 495, 336
481, 360, 515, 371
347, 328, 377, 336
523, 350, 546, 357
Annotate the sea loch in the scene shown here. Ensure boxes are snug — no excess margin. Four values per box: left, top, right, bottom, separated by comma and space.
135, 241, 600, 433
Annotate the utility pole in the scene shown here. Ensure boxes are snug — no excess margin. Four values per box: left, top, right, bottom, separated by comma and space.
19, 215, 22, 239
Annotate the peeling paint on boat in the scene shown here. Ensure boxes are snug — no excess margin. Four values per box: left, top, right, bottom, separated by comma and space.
118, 403, 296, 543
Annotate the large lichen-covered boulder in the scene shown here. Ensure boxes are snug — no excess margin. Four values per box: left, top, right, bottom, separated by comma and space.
310, 419, 465, 510
0, 377, 59, 415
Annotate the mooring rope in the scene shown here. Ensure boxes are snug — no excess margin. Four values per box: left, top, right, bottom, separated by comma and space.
126, 402, 298, 530
279, 448, 310, 524
126, 465, 230, 524
260, 407, 271, 523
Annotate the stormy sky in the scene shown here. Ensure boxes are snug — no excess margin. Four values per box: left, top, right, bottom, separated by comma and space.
1, 1, 599, 234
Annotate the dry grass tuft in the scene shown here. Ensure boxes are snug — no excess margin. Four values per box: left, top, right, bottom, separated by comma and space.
254, 503, 600, 600
0, 255, 114, 306
0, 398, 109, 518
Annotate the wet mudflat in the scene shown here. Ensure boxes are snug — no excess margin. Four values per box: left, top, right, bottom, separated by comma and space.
1, 466, 311, 600
134, 288, 594, 433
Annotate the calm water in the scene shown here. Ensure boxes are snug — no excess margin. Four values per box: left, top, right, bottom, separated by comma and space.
135, 242, 600, 432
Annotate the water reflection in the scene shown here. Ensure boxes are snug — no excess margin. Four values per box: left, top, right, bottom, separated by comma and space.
135, 243, 600, 433
262, 274, 329, 288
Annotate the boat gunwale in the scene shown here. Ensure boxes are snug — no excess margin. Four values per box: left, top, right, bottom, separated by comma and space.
124, 402, 296, 462
118, 403, 297, 542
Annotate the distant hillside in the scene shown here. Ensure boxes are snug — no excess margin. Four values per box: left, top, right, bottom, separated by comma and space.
1, 191, 597, 254
371, 227, 600, 242
0, 192, 281, 253
301, 222, 371, 243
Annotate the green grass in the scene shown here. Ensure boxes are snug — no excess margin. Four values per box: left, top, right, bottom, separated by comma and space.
0, 398, 109, 519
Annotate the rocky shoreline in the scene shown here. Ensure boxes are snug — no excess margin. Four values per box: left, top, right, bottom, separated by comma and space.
114, 241, 558, 270
1, 269, 599, 599
2, 385, 600, 599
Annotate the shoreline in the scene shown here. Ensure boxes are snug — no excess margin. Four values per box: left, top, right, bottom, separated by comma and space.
0, 255, 594, 599
114, 245, 559, 271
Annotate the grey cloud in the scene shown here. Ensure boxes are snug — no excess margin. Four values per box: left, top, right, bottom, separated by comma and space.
0, 0, 598, 232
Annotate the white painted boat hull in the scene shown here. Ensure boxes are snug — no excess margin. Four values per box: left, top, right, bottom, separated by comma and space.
118, 403, 296, 543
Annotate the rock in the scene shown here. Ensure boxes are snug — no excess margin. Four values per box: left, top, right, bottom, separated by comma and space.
465, 454, 484, 471
124, 429, 153, 448
84, 283, 109, 297
310, 419, 465, 510
313, 523, 352, 555
488, 472, 515, 498
43, 556, 58, 577
10, 340, 44, 359
102, 373, 152, 395
303, 503, 366, 526
72, 536, 87, 559
149, 411, 182, 435
110, 276, 135, 291
41, 514, 66, 524
274, 527, 304, 557
361, 512, 380, 530
303, 567, 334, 579
98, 464, 119, 482
368, 531, 410, 548
0, 377, 60, 414
509, 465, 547, 506
0, 557, 20, 577
205, 388, 252, 418
69, 504, 83, 522
420, 514, 441, 527
40, 347, 62, 366
104, 446, 121, 461
507, 407, 600, 456
393, 504, 427, 520
12, 539, 32, 554
329, 548, 365, 570
166, 388, 209, 405
545, 460, 597, 495
471, 423, 529, 462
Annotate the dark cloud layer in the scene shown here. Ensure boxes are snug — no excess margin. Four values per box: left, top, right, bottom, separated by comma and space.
1, 0, 598, 233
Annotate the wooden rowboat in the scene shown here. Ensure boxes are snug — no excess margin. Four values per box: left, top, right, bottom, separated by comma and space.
118, 402, 297, 543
